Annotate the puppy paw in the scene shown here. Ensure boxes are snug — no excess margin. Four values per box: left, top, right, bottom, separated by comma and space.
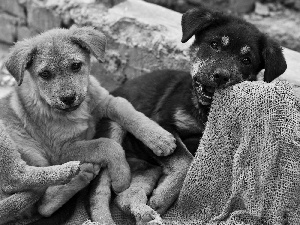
92, 218, 116, 225
148, 184, 180, 215
133, 204, 163, 225
141, 126, 176, 157
79, 163, 101, 180
1, 161, 81, 194
39, 163, 100, 217
145, 216, 165, 225
109, 160, 131, 194
82, 220, 101, 225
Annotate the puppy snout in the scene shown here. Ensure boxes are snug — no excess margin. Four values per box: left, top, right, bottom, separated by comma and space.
213, 68, 230, 86
60, 94, 76, 106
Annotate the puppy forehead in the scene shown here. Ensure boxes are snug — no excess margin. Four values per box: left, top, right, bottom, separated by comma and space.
209, 23, 261, 47
34, 40, 86, 67
37, 39, 83, 57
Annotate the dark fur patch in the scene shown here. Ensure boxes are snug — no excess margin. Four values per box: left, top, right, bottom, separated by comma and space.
183, 6, 286, 86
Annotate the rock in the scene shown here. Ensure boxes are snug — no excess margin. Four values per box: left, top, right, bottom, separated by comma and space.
0, 13, 18, 44
27, 0, 61, 33
0, 0, 26, 19
144, 0, 190, 13
230, 0, 256, 14
246, 10, 300, 52
280, 0, 300, 10
0, 75, 16, 87
279, 48, 300, 86
186, 0, 232, 12
17, 26, 34, 41
0, 86, 13, 98
295, 0, 300, 10
255, 2, 270, 16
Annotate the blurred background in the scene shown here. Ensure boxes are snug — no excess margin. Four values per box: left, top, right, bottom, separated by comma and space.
0, 0, 299, 95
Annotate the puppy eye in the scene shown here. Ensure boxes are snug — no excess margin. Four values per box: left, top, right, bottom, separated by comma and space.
210, 41, 219, 50
241, 57, 251, 65
39, 70, 52, 80
71, 62, 82, 72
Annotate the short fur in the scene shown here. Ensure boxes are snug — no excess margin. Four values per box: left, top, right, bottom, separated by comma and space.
95, 6, 287, 224
0, 26, 176, 223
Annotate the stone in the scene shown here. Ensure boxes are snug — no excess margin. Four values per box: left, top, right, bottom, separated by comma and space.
230, 0, 256, 13
246, 10, 300, 52
27, 0, 61, 33
17, 26, 35, 41
0, 13, 18, 44
279, 48, 300, 86
0, 86, 13, 98
282, 0, 296, 7
255, 2, 270, 16
294, 0, 300, 10
0, 0, 26, 19
186, 0, 231, 12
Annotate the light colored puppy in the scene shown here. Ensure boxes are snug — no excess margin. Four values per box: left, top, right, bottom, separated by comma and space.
1, 26, 176, 222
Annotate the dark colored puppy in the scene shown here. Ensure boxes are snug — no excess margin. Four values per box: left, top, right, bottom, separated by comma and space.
96, 5, 287, 224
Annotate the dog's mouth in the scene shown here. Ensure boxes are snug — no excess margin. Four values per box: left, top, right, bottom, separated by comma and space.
64, 105, 80, 112
193, 78, 215, 105
55, 104, 81, 112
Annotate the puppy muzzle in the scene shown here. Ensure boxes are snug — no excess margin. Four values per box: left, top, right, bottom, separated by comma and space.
193, 76, 215, 106
54, 95, 84, 112
60, 104, 81, 112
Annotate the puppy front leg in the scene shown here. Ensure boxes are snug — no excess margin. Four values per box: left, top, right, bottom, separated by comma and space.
40, 138, 130, 217
0, 127, 80, 193
61, 137, 131, 193
38, 163, 100, 217
149, 133, 193, 215
89, 119, 127, 224
115, 159, 163, 225
90, 169, 116, 225
105, 96, 176, 156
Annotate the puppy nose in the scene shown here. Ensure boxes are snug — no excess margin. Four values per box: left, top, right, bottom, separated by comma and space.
213, 69, 230, 86
60, 94, 76, 106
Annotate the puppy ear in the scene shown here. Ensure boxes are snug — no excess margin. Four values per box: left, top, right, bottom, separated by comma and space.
181, 6, 221, 43
5, 41, 35, 86
262, 37, 287, 82
70, 26, 107, 62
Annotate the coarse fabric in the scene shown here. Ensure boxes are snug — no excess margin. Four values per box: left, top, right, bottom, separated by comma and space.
112, 80, 300, 225
162, 80, 300, 225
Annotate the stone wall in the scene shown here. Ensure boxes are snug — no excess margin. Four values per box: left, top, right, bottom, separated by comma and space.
0, 0, 299, 92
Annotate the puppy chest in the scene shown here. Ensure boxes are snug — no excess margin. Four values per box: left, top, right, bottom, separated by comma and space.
37, 118, 96, 160
173, 108, 203, 135
47, 119, 95, 143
